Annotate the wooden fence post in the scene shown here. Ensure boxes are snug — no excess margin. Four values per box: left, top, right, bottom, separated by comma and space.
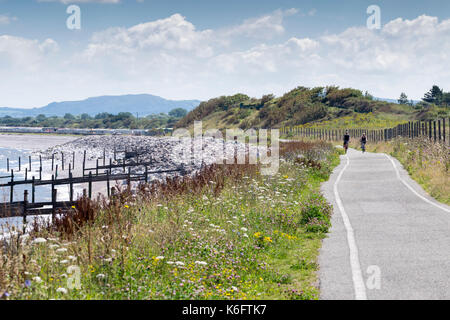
23, 190, 28, 233
88, 172, 92, 199
433, 121, 437, 142
438, 119, 441, 141
442, 118, 446, 143
69, 172, 74, 202
10, 170, 14, 203
51, 187, 57, 222
32, 176, 35, 203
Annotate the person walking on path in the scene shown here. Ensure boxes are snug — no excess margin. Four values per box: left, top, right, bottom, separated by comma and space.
360, 133, 367, 153
343, 130, 350, 154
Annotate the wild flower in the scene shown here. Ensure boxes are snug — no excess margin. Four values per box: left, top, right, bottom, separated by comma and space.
195, 261, 207, 266
33, 276, 42, 283
56, 288, 68, 294
264, 237, 273, 243
56, 248, 68, 254
241, 227, 248, 232
96, 274, 106, 280
32, 238, 47, 244
175, 261, 185, 266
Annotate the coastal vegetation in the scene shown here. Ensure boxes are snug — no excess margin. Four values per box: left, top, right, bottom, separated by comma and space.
175, 85, 450, 130
0, 141, 341, 300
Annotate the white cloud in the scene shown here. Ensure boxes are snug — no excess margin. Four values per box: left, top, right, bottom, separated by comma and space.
223, 8, 297, 40
1, 13, 449, 108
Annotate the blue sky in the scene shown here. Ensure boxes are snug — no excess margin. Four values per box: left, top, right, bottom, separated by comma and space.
1, 0, 449, 108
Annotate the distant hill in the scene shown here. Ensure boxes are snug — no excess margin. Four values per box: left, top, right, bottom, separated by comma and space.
0, 94, 201, 117
175, 86, 447, 130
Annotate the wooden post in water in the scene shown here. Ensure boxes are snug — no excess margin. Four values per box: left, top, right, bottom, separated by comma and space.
83, 150, 87, 175
10, 170, 14, 203
25, 168, 28, 181
55, 164, 58, 179
6, 158, 9, 172
61, 152, 64, 171
32, 176, 35, 203
72, 152, 75, 170
106, 170, 110, 197
23, 190, 28, 234
51, 187, 57, 223
69, 172, 73, 202
51, 153, 54, 171
29, 156, 31, 171
19, 157, 21, 172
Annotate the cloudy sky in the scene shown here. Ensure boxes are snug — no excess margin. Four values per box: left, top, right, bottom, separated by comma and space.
0, 0, 449, 108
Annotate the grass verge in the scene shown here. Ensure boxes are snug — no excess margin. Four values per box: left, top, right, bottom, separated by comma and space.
0, 141, 342, 300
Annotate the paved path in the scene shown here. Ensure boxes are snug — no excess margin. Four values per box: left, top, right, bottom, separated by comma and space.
319, 148, 450, 300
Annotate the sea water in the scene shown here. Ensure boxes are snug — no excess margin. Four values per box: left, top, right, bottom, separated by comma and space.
0, 147, 54, 232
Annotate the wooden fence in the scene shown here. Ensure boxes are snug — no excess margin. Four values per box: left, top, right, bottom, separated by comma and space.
280, 117, 450, 145
0, 150, 183, 219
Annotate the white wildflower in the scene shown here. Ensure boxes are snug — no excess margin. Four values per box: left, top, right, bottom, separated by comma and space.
32, 276, 42, 283
56, 287, 68, 294
32, 238, 47, 244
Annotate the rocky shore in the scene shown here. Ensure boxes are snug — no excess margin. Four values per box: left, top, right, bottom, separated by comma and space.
38, 136, 265, 183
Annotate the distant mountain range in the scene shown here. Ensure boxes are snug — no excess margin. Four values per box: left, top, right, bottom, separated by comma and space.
0, 94, 201, 117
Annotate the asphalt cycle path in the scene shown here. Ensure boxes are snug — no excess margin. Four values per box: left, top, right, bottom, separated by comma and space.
319, 148, 450, 300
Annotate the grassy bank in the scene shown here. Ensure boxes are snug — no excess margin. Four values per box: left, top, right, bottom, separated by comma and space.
1, 141, 341, 300
351, 138, 449, 205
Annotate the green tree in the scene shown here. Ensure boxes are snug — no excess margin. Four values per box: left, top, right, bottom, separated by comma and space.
36, 114, 46, 122
423, 85, 443, 105
398, 92, 408, 105
64, 113, 75, 120
442, 92, 450, 107
168, 108, 188, 118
